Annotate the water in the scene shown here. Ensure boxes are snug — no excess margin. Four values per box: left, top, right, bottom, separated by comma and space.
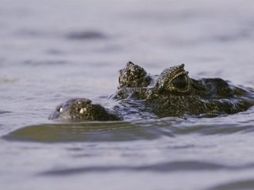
1, 0, 254, 189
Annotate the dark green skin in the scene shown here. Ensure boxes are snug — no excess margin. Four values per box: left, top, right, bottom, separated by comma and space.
50, 62, 254, 121
116, 63, 254, 117
49, 98, 120, 121
118, 62, 152, 88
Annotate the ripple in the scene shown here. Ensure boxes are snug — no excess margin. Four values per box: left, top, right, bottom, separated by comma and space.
0, 78, 17, 84
2, 121, 162, 143
22, 59, 68, 66
39, 161, 254, 176
0, 110, 11, 114
207, 178, 254, 190
172, 124, 254, 135
211, 28, 253, 43
124, 9, 203, 22
65, 30, 108, 40
135, 117, 254, 136
14, 29, 48, 38
3, 115, 254, 143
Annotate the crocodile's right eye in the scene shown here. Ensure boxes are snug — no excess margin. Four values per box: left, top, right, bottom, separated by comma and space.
171, 74, 188, 90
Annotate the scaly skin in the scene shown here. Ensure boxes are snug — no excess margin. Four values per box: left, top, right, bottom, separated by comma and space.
115, 63, 254, 117
50, 62, 254, 121
49, 98, 120, 121
118, 61, 152, 88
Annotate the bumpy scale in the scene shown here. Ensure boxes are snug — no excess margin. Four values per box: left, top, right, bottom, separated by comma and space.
50, 62, 254, 121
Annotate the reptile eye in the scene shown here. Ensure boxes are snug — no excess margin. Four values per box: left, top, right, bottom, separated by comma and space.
171, 74, 188, 90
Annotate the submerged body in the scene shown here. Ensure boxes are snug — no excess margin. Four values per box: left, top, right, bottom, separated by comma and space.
50, 62, 254, 121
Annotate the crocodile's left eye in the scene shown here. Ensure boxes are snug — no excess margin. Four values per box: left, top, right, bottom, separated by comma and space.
171, 74, 188, 90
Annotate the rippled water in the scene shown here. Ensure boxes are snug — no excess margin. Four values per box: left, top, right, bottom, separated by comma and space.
1, 0, 254, 189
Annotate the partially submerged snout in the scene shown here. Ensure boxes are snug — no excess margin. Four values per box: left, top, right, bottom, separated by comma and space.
49, 98, 120, 121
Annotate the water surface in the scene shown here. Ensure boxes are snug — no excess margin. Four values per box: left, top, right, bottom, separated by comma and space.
1, 0, 254, 189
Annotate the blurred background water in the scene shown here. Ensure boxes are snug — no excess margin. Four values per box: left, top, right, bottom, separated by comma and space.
1, 0, 254, 189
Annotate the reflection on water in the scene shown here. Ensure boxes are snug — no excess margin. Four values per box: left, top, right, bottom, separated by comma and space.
3, 121, 162, 142
4, 113, 254, 143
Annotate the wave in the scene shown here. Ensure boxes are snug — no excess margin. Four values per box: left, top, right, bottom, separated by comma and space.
38, 160, 254, 176
206, 178, 254, 190
65, 30, 108, 40
3, 113, 254, 143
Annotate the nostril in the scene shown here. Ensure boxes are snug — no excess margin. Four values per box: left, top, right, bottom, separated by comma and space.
79, 108, 87, 114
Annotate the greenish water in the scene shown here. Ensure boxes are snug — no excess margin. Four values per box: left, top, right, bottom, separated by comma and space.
1, 0, 254, 189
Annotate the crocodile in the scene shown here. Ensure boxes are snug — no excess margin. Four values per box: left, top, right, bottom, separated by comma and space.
49, 62, 254, 121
